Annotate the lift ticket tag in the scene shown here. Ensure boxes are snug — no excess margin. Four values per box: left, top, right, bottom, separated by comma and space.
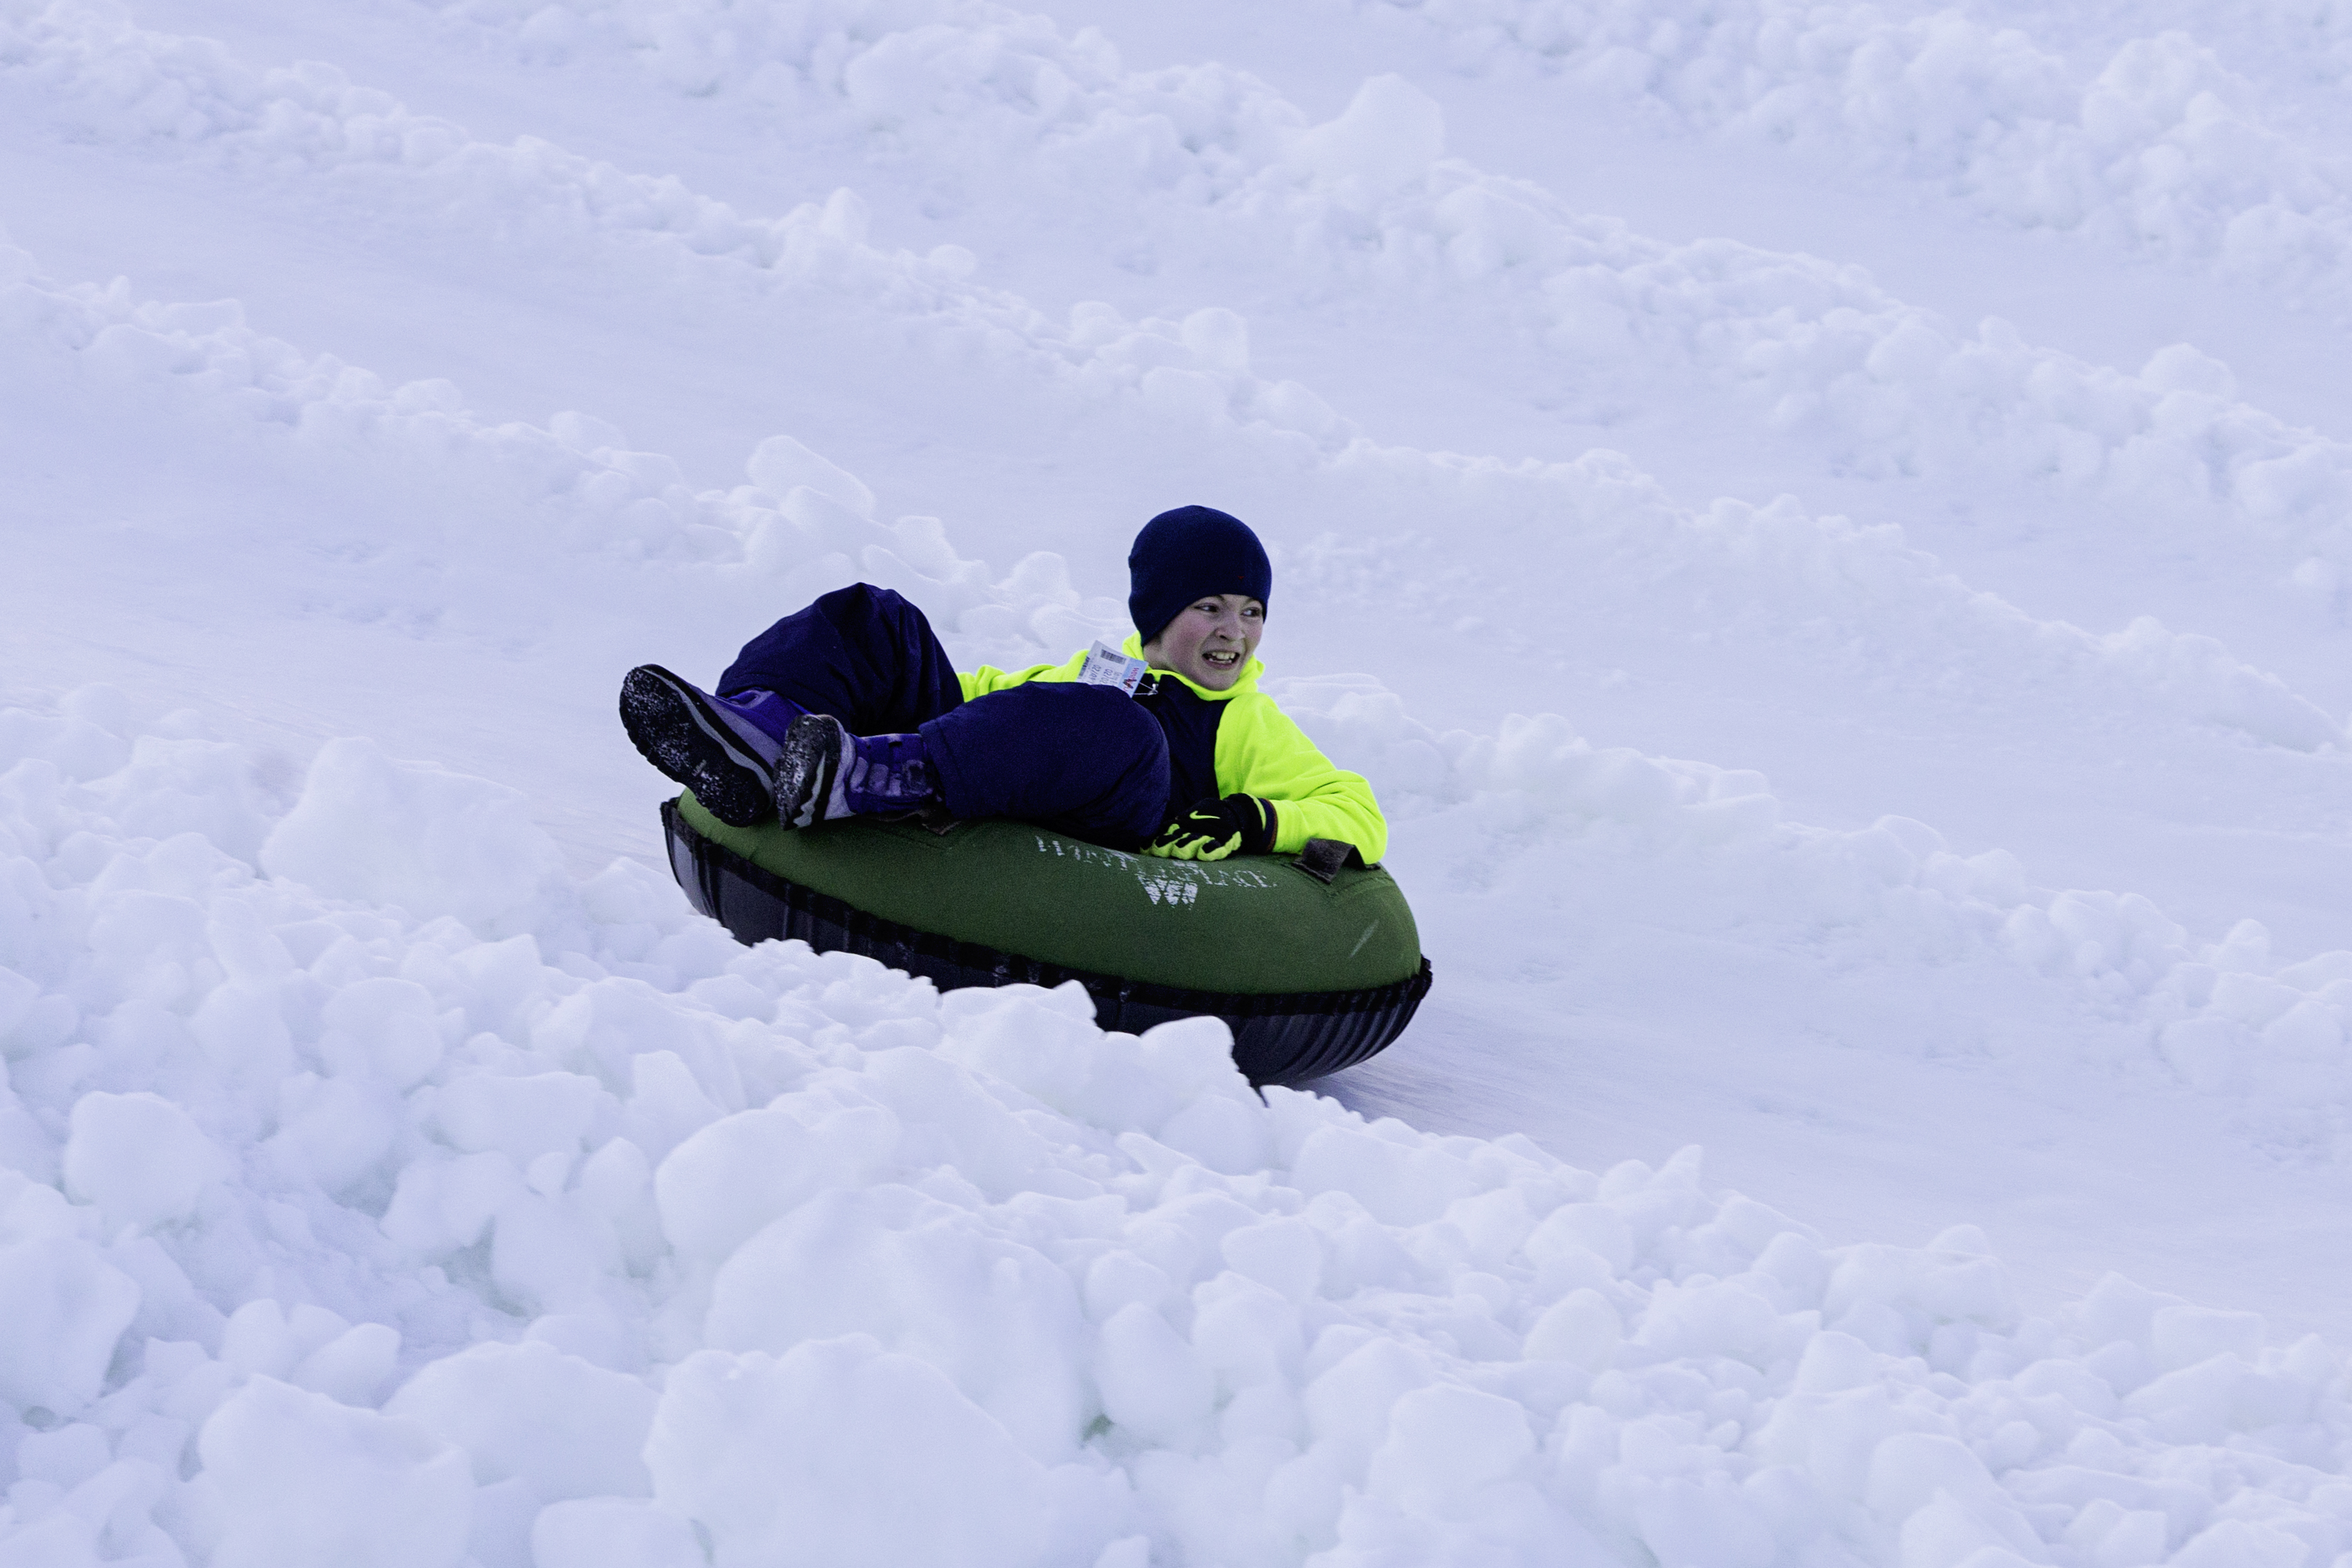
1076, 640, 1150, 696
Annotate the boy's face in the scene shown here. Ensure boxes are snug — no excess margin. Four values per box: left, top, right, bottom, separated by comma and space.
1142, 593, 1265, 690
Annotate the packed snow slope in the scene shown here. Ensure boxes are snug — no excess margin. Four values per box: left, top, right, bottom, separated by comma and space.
6, 0, 2352, 1563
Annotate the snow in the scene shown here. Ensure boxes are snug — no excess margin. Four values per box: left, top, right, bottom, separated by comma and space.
7, 0, 2352, 1560
62, 1092, 228, 1233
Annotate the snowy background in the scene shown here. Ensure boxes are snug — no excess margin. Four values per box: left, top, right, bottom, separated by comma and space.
6, 0, 2352, 1562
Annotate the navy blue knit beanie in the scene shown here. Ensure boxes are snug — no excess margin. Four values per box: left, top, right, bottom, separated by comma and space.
1128, 506, 1272, 644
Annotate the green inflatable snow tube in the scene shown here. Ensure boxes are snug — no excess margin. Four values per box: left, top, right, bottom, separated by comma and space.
663, 792, 1432, 1085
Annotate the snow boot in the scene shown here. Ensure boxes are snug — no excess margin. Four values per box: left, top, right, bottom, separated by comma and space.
771, 714, 938, 829
618, 665, 808, 827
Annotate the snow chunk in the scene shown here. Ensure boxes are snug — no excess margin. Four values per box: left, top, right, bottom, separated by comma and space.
746, 434, 876, 520
705, 1186, 1090, 1462
63, 1090, 228, 1231
653, 1100, 898, 1266
259, 737, 564, 934
320, 977, 448, 1089
0, 1228, 140, 1416
196, 1376, 472, 1568
1286, 75, 1445, 196
1094, 1301, 1215, 1447
385, 1340, 656, 1499
646, 1340, 1104, 1567
533, 1499, 703, 1568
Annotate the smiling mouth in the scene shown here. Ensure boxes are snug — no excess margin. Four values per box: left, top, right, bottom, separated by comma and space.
1203, 649, 1241, 667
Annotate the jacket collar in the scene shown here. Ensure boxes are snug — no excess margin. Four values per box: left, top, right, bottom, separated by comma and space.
1121, 630, 1261, 700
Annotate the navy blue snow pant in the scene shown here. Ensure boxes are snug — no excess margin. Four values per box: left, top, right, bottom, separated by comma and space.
717, 584, 1170, 851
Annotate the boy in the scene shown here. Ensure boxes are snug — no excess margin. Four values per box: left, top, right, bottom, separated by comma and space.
620, 505, 1387, 864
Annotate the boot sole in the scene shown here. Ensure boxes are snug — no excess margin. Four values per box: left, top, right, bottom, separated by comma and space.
618, 665, 775, 828
771, 713, 846, 830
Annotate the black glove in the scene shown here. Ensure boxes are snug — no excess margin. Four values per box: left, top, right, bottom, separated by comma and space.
1149, 795, 1277, 861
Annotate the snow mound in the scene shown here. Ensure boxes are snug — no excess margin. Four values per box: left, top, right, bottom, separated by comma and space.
315, 0, 2352, 618
28, 0, 2352, 639
1279, 675, 2352, 1112
4, 697, 2352, 1565
1353, 0, 2352, 311
15, 224, 2339, 780
260, 738, 569, 936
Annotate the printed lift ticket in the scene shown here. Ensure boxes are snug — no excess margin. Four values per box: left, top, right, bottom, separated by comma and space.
1075, 641, 1151, 696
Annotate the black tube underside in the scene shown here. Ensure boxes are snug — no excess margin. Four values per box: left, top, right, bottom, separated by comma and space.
663, 800, 1429, 1087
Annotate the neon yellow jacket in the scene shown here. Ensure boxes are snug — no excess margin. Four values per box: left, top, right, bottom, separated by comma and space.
958, 634, 1389, 863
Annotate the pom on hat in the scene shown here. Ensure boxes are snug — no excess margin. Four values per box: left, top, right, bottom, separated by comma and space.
1128, 506, 1272, 644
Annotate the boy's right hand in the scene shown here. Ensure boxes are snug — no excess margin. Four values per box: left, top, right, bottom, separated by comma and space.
1149, 795, 1277, 860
